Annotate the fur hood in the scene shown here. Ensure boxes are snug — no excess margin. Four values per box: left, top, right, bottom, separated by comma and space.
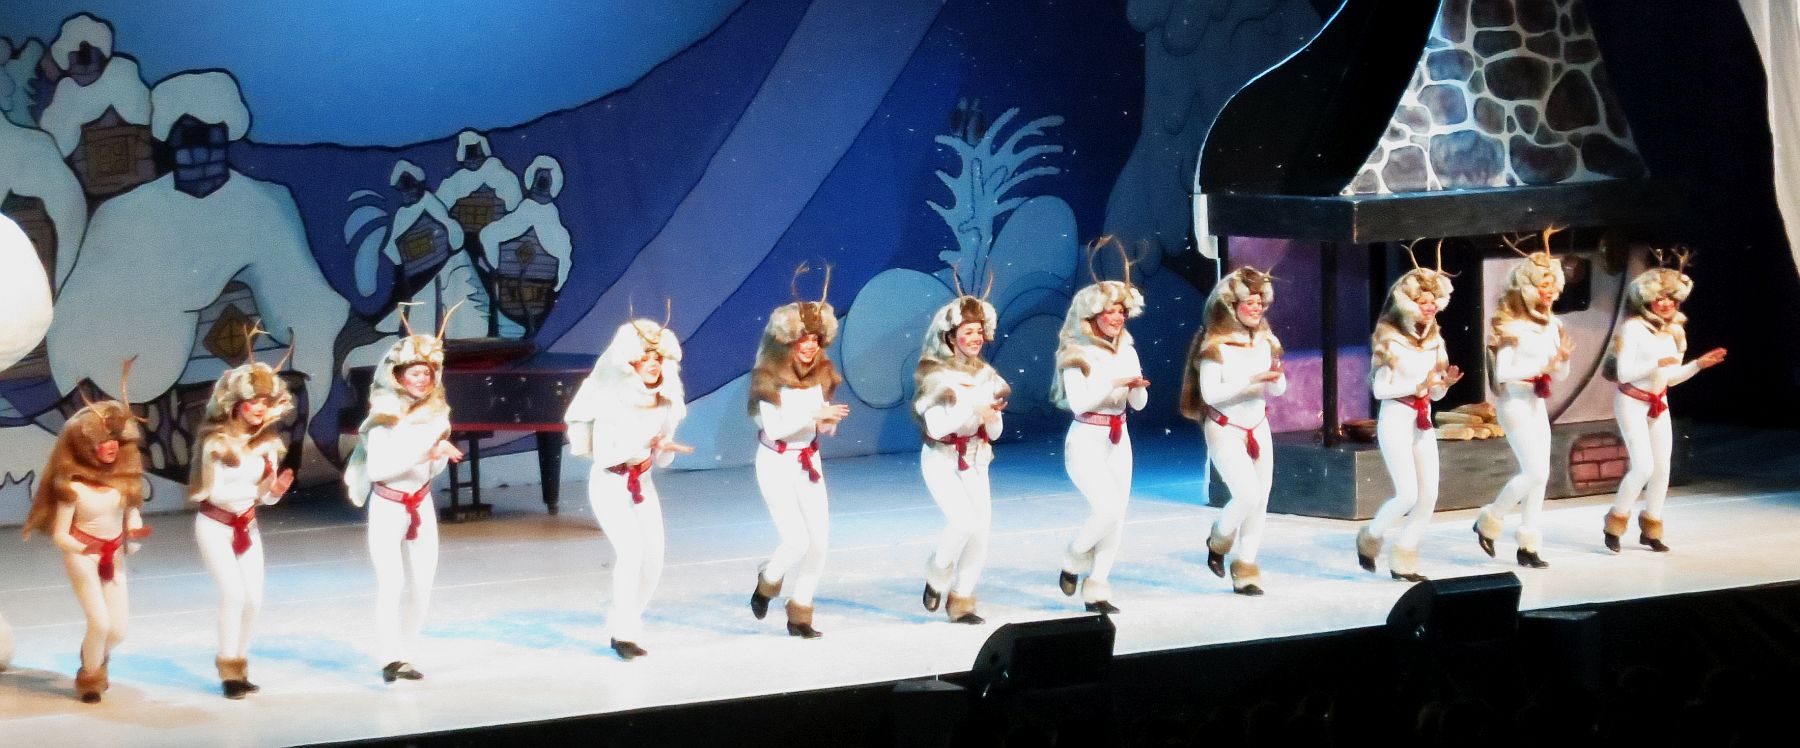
187, 360, 296, 502
1371, 267, 1453, 367
572, 319, 687, 419
23, 401, 145, 539
1049, 280, 1145, 410
1602, 266, 1693, 380
919, 295, 999, 362
914, 295, 1010, 421
360, 333, 449, 431
1492, 251, 1565, 336
747, 301, 841, 414
1179, 267, 1282, 421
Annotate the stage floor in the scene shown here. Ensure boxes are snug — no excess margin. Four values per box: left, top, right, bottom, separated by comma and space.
3, 428, 1798, 746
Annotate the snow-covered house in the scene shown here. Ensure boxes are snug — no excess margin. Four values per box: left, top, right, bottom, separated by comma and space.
479, 155, 571, 335
36, 15, 155, 201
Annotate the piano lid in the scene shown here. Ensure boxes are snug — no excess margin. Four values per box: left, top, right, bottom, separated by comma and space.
1197, 0, 1678, 243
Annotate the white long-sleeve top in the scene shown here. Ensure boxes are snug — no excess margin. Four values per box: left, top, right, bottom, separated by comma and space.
565, 376, 682, 470
1613, 318, 1699, 392
1371, 336, 1449, 402
1491, 317, 1570, 394
756, 384, 826, 444
917, 365, 1007, 453
362, 411, 451, 493
1197, 337, 1287, 425
191, 435, 284, 514
1060, 343, 1148, 416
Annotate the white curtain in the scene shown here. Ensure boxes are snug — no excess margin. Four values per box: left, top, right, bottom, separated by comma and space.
1740, 0, 1800, 277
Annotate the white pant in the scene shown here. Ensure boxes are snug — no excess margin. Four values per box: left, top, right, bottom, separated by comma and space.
921, 445, 992, 597
64, 551, 128, 670
1368, 400, 1440, 553
1486, 390, 1552, 550
1206, 419, 1273, 564
588, 467, 665, 641
1, 611, 12, 669
367, 494, 438, 665
755, 447, 829, 607
1062, 421, 1132, 598
195, 512, 265, 659
1610, 393, 1673, 520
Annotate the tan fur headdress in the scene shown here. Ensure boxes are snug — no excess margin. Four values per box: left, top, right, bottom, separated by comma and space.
1374, 240, 1455, 359
597, 311, 686, 401
188, 327, 297, 500
1607, 247, 1694, 373
1051, 237, 1147, 410
1493, 229, 1567, 332
343, 306, 456, 506
23, 359, 147, 539
920, 269, 999, 363
748, 264, 841, 413
1179, 266, 1283, 420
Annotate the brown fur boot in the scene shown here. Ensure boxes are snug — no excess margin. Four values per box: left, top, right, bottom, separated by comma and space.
751, 571, 782, 620
1603, 510, 1630, 554
785, 600, 821, 639
1229, 560, 1264, 596
1638, 511, 1669, 552
1355, 526, 1383, 573
217, 656, 256, 699
1206, 525, 1236, 578
1389, 547, 1427, 583
75, 665, 105, 703
1472, 506, 1504, 557
946, 593, 984, 625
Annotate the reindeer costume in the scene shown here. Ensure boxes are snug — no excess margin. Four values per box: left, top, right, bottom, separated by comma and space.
187, 332, 296, 698
747, 265, 845, 638
1054, 242, 1148, 613
343, 315, 458, 682
1180, 268, 1286, 595
1473, 235, 1571, 568
1355, 248, 1457, 582
22, 361, 150, 703
914, 287, 1008, 625
1601, 252, 1725, 553
564, 314, 687, 660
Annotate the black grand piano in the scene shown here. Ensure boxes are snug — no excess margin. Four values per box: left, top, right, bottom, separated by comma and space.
1194, 0, 1685, 518
345, 340, 590, 520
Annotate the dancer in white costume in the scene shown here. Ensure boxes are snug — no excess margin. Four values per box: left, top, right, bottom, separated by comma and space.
22, 361, 150, 703
1600, 252, 1726, 553
1180, 267, 1285, 596
564, 312, 692, 660
1, 213, 56, 671
914, 288, 1008, 625
1054, 242, 1149, 613
343, 314, 463, 682
187, 332, 296, 698
1473, 236, 1572, 569
747, 265, 848, 639
1353, 251, 1461, 582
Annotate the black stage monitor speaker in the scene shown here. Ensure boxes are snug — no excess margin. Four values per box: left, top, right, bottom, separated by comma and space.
1386, 572, 1521, 644
967, 614, 1116, 696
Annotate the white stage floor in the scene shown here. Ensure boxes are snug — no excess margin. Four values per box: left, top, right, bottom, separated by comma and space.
2, 430, 1798, 746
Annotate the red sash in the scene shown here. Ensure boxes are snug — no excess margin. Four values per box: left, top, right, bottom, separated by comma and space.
758, 431, 821, 482
1528, 374, 1553, 399
69, 523, 150, 582
1207, 407, 1267, 461
1394, 394, 1433, 431
933, 426, 994, 471
198, 502, 257, 556
372, 482, 429, 540
1619, 384, 1669, 419
608, 459, 653, 504
1073, 412, 1125, 444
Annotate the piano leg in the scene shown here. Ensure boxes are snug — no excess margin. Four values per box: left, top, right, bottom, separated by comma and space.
443, 431, 495, 522
536, 431, 563, 515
